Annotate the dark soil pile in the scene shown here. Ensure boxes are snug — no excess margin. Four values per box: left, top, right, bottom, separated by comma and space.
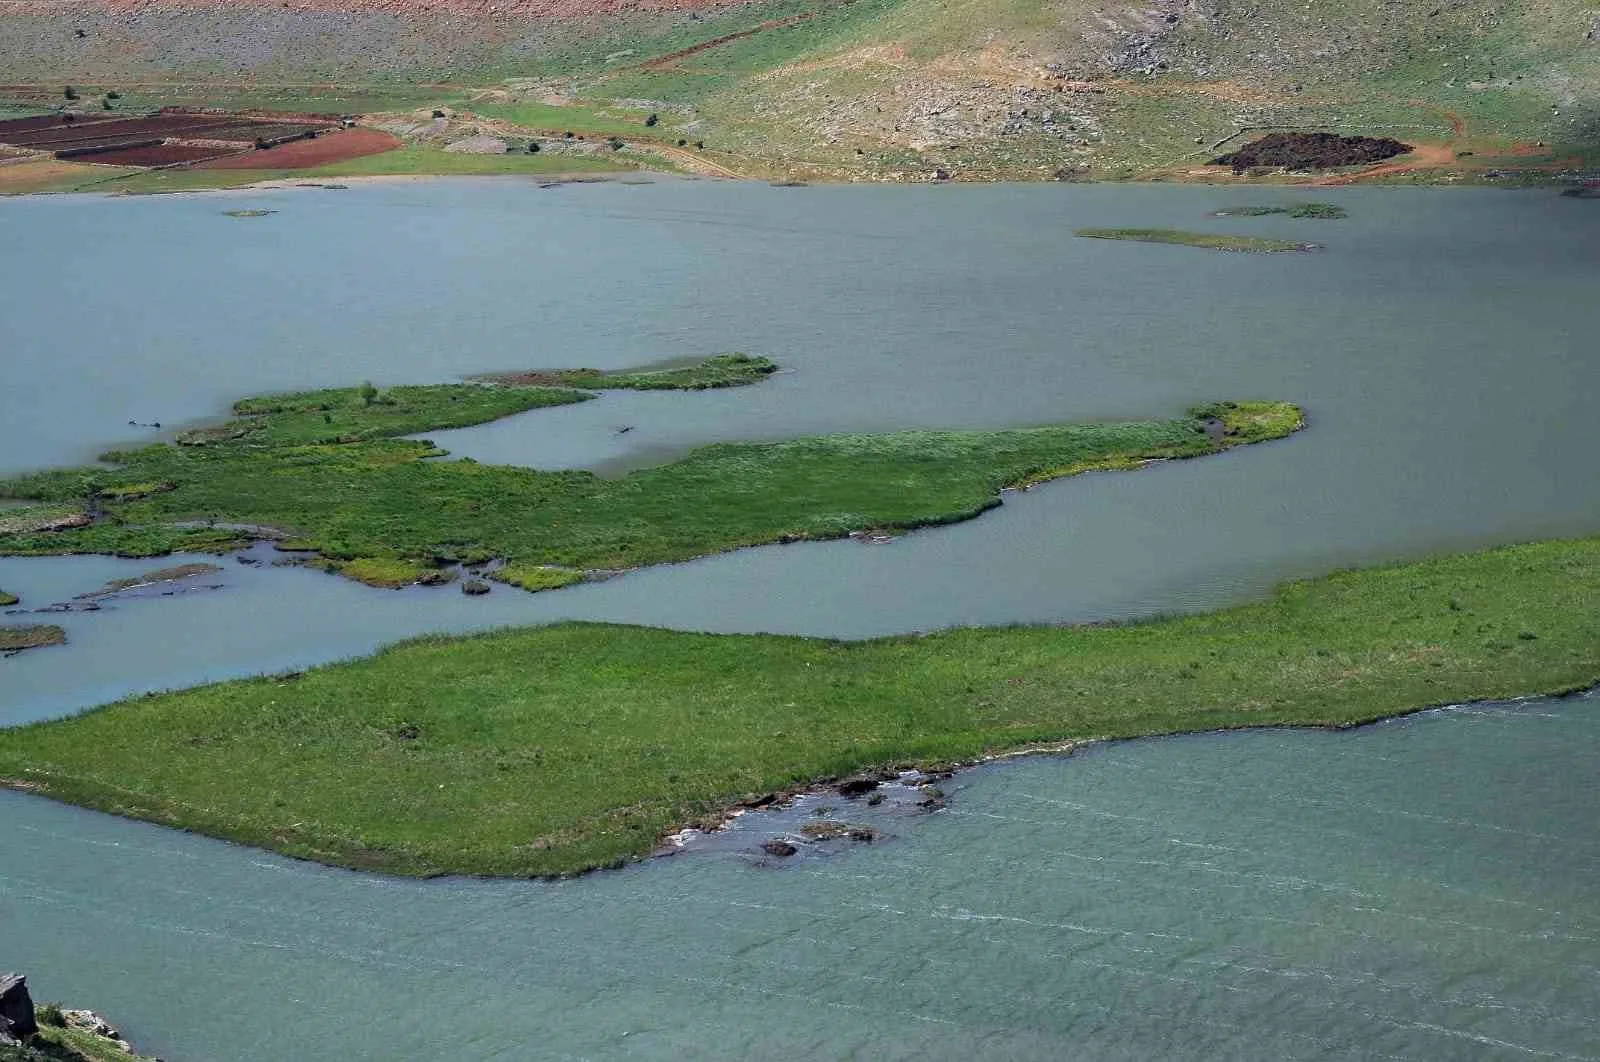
1213, 133, 1412, 173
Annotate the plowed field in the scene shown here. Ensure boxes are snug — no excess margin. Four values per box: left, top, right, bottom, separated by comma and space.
2, 117, 233, 146
85, 143, 243, 165
198, 127, 399, 169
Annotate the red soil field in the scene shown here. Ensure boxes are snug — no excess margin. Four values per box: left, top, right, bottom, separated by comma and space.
84, 143, 243, 165
190, 123, 318, 143
0, 114, 104, 135
54, 136, 164, 155
198, 127, 400, 169
2, 116, 233, 146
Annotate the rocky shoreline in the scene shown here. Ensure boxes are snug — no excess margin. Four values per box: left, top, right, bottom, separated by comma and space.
1, 974, 157, 1061
659, 738, 1090, 867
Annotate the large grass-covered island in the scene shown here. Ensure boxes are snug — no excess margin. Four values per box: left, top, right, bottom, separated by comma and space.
0, 354, 1301, 589
0, 537, 1596, 876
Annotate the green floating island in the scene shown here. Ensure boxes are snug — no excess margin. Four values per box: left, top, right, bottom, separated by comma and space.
0, 589, 17, 607
1211, 203, 1348, 219
1, 535, 1594, 877
0, 350, 1302, 589
1076, 228, 1318, 253
474, 351, 778, 390
0, 624, 64, 652
222, 209, 278, 218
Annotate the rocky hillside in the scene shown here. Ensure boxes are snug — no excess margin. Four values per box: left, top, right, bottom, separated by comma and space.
2, 0, 1596, 177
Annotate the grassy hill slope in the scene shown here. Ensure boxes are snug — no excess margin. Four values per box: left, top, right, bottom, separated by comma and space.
1, 0, 1595, 179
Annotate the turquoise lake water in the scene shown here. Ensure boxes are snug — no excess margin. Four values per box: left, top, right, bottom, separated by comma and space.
1, 178, 1597, 1059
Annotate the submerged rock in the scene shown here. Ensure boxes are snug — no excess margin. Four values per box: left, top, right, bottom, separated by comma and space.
798, 820, 849, 840
760, 839, 797, 857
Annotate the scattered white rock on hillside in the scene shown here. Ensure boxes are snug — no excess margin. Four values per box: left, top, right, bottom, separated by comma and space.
445, 135, 508, 153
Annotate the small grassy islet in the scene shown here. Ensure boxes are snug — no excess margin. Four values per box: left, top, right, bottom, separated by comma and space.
0, 624, 65, 652
0, 351, 1299, 589
1076, 228, 1317, 253
94, 562, 221, 595
1, 535, 1594, 876
1212, 203, 1349, 219
475, 351, 779, 390
488, 563, 587, 592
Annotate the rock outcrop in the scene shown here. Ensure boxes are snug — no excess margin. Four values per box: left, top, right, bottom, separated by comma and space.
0, 973, 38, 1042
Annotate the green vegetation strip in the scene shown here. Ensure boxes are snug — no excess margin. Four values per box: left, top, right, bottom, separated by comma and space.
0, 590, 17, 607
1076, 228, 1315, 253
476, 352, 778, 390
2, 537, 1595, 876
0, 352, 1297, 587
1212, 203, 1348, 219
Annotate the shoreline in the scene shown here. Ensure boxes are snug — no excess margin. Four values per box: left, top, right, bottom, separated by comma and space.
3, 159, 1592, 198
658, 682, 1598, 867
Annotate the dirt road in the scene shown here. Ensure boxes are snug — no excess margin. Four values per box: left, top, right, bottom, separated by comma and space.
1313, 108, 1463, 185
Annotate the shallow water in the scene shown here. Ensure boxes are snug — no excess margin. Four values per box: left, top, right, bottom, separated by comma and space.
4, 696, 1596, 1061
3, 180, 1599, 710
3, 180, 1600, 1061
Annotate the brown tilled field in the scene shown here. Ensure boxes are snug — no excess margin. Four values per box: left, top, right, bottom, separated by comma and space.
0, 115, 234, 146
198, 127, 400, 168
0, 111, 346, 169
85, 143, 245, 166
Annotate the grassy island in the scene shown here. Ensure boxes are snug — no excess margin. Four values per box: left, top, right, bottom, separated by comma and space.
2, 536, 1595, 877
1211, 203, 1348, 219
0, 624, 64, 652
1075, 228, 1316, 253
474, 352, 779, 390
0, 589, 17, 607
0, 353, 1300, 588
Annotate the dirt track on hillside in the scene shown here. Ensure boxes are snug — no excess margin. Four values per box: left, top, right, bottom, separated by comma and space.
1312, 109, 1462, 184
634, 11, 817, 69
